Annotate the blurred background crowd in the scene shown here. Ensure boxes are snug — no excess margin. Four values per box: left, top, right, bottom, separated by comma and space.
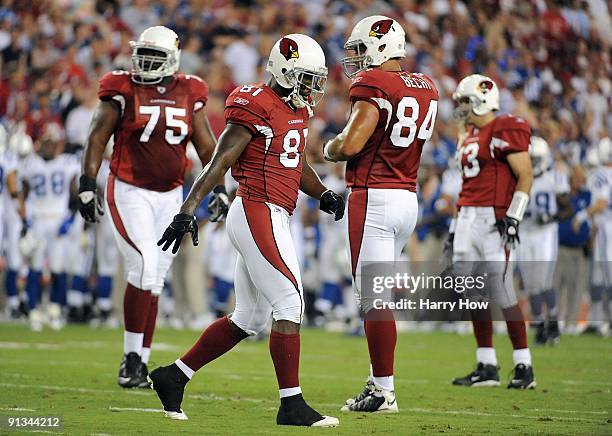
0, 0, 610, 334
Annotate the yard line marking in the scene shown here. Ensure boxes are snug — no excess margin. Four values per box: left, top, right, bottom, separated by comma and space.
529, 408, 608, 415
0, 407, 36, 411
560, 380, 612, 387
405, 407, 603, 423
1, 382, 607, 423
0, 342, 62, 350
109, 407, 163, 413
24, 431, 66, 435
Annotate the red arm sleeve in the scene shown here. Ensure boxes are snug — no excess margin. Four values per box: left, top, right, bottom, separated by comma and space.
491, 115, 531, 158
186, 75, 209, 112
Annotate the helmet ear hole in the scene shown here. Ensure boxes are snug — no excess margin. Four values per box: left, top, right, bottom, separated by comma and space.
378, 44, 386, 52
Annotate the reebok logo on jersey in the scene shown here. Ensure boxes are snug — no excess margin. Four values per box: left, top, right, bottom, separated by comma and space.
288, 119, 304, 124
233, 97, 250, 105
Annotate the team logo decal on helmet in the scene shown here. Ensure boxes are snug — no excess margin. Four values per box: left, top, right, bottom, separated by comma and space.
369, 19, 393, 39
279, 37, 299, 61
478, 80, 494, 94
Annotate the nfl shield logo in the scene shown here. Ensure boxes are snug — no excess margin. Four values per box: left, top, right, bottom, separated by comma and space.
157, 86, 166, 94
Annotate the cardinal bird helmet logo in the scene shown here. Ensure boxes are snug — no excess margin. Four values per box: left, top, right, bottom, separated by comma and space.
369, 19, 393, 39
478, 80, 494, 94
279, 37, 299, 61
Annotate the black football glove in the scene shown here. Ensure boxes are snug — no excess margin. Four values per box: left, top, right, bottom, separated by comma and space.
78, 175, 104, 223
493, 216, 520, 250
320, 189, 345, 221
157, 213, 198, 254
208, 185, 229, 222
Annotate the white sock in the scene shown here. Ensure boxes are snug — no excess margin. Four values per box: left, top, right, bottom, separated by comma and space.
141, 347, 151, 364
368, 364, 373, 381
279, 387, 302, 398
124, 331, 144, 356
97, 298, 112, 312
7, 296, 19, 309
512, 348, 532, 366
67, 290, 84, 308
175, 359, 195, 379
476, 347, 497, 366
373, 375, 394, 391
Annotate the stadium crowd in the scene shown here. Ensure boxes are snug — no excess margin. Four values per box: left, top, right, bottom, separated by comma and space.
0, 0, 610, 334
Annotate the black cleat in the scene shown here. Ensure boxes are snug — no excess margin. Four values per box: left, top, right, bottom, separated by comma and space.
533, 321, 548, 345
277, 394, 338, 427
117, 352, 148, 388
137, 362, 151, 388
547, 320, 560, 345
507, 363, 536, 389
148, 364, 189, 420
344, 379, 374, 406
453, 363, 500, 387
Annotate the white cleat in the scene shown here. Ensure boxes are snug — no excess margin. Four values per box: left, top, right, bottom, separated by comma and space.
311, 416, 339, 427
47, 303, 64, 331
341, 387, 398, 413
164, 410, 188, 420
29, 309, 44, 332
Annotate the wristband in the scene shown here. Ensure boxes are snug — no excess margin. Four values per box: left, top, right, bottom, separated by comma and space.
506, 191, 529, 222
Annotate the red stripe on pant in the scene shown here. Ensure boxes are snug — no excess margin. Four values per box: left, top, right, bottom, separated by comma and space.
107, 173, 142, 256
241, 199, 299, 291
348, 189, 368, 278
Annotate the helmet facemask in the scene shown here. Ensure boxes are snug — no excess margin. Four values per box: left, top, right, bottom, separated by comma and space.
286, 66, 327, 108
341, 42, 371, 78
130, 44, 177, 84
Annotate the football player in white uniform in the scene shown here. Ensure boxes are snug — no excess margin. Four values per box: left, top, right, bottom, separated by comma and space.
20, 123, 80, 330
1, 129, 27, 317
581, 138, 612, 333
0, 131, 33, 317
517, 137, 571, 344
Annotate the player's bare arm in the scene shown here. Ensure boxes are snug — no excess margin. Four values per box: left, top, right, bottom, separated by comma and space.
556, 193, 573, 221
300, 152, 345, 221
82, 100, 119, 180
191, 109, 230, 222
78, 100, 119, 222
507, 151, 533, 195
158, 123, 252, 254
323, 100, 379, 161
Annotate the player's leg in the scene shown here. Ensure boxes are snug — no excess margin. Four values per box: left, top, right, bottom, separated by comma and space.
542, 227, 561, 343
105, 175, 159, 388
5, 216, 24, 317
141, 186, 183, 366
451, 208, 501, 387
47, 227, 70, 331
95, 211, 119, 325
483, 225, 535, 389
25, 220, 50, 331
519, 230, 548, 344
343, 189, 399, 412
148, 206, 259, 420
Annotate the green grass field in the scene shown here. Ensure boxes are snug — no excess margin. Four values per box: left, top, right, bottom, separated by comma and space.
0, 324, 610, 435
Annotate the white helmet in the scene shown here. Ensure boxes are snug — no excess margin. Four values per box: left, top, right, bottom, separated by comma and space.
529, 136, 551, 177
597, 137, 611, 165
8, 130, 33, 158
341, 15, 406, 78
342, 15, 406, 77
452, 74, 500, 117
266, 34, 328, 108
130, 26, 181, 85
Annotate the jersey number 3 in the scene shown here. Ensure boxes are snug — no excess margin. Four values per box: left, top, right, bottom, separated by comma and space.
139, 106, 188, 145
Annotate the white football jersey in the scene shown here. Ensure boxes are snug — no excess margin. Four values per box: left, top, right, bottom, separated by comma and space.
523, 167, 570, 229
588, 165, 612, 227
20, 153, 80, 220
0, 150, 19, 214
